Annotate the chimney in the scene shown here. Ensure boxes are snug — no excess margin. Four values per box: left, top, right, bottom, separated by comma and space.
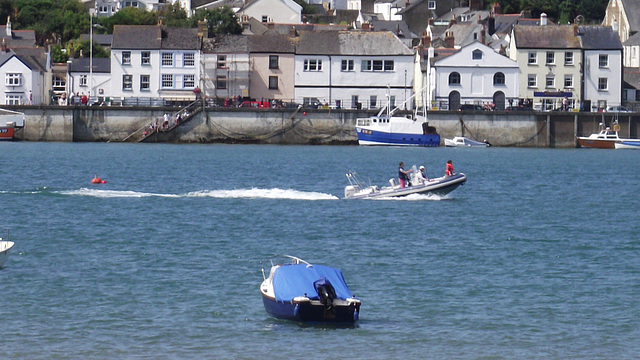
449, 18, 457, 27
421, 31, 431, 48
477, 15, 482, 24
405, 0, 410, 7
469, 0, 483, 11
445, 30, 454, 48
362, 22, 370, 30
573, 23, 578, 36
540, 13, 548, 26
198, 20, 208, 39
488, 15, 495, 35
492, 2, 501, 15
612, 20, 618, 32
69, 42, 74, 59
289, 26, 298, 38
481, 24, 486, 44
6, 16, 11, 37
1, 37, 6, 52
428, 18, 434, 26
428, 45, 434, 59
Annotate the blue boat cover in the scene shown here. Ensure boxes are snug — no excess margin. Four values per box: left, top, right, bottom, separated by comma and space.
272, 264, 354, 302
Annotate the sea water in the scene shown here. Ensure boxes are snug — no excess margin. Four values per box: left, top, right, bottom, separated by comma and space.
1, 143, 639, 359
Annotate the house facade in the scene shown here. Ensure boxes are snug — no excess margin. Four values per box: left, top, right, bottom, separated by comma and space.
429, 41, 519, 110
581, 26, 624, 110
238, 0, 302, 24
293, 30, 414, 109
248, 33, 296, 102
67, 58, 112, 104
202, 35, 250, 101
110, 25, 201, 102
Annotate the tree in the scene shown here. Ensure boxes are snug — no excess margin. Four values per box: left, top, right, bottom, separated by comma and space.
193, 7, 242, 35
98, 7, 157, 34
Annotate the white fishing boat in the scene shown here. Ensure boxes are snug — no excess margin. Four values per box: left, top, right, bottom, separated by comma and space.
444, 136, 491, 147
577, 121, 638, 149
0, 238, 15, 268
344, 167, 466, 199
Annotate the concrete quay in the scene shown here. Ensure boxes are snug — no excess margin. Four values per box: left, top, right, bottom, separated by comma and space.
8, 105, 639, 148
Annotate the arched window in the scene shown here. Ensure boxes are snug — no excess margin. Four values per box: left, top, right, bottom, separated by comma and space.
449, 72, 461, 85
493, 72, 505, 85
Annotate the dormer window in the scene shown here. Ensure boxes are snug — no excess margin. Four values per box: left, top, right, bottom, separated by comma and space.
472, 50, 482, 60
428, 1, 436, 9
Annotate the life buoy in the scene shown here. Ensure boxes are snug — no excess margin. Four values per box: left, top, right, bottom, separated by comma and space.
92, 176, 105, 184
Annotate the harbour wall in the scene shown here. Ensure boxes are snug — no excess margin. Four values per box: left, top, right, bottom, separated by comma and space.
9, 105, 640, 147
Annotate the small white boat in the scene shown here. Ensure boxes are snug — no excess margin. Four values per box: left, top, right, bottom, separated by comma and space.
615, 140, 640, 149
0, 239, 15, 267
344, 168, 466, 199
260, 256, 361, 323
444, 136, 491, 147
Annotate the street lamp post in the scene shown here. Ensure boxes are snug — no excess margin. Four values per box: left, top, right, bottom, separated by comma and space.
90, 6, 94, 99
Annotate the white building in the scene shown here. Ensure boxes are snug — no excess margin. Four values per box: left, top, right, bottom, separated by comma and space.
293, 30, 414, 109
238, 0, 302, 25
67, 58, 111, 104
110, 25, 201, 102
581, 26, 624, 109
430, 41, 519, 110
202, 34, 250, 101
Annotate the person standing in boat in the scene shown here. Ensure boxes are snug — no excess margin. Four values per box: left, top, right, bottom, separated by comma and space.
398, 162, 413, 188
445, 160, 454, 176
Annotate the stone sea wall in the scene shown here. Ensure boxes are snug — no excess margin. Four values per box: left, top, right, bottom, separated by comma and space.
9, 105, 640, 147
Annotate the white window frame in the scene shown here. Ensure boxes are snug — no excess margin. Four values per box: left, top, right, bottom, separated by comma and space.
545, 51, 555, 65
428, 1, 436, 9
564, 74, 573, 88
598, 77, 608, 91
599, 54, 609, 68
304, 59, 323, 72
527, 74, 537, 88
5, 94, 21, 105
79, 75, 88, 87
140, 74, 150, 91
162, 74, 173, 88
183, 53, 195, 67
341, 59, 354, 72
162, 52, 173, 66
528, 52, 537, 65
122, 74, 133, 91
5, 73, 21, 86
183, 74, 195, 88
122, 51, 131, 65
141, 51, 151, 65
545, 75, 555, 88
565, 52, 573, 65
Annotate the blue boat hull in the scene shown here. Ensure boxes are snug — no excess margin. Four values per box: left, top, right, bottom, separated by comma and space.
262, 295, 360, 323
356, 128, 440, 146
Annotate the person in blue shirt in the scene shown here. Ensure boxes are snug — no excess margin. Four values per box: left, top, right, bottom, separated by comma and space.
398, 162, 413, 188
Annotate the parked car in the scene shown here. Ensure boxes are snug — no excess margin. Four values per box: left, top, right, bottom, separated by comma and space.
605, 106, 632, 113
458, 104, 483, 111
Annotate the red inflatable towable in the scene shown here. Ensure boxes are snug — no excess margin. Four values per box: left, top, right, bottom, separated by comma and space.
92, 176, 106, 184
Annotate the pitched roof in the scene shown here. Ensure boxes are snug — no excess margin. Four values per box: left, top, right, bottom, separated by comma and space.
68, 57, 111, 73
579, 25, 622, 50
80, 34, 113, 47
0, 47, 47, 72
248, 33, 295, 53
513, 25, 581, 49
0, 28, 37, 48
293, 30, 413, 56
621, 0, 640, 34
111, 25, 200, 50
624, 31, 640, 46
202, 34, 249, 53
370, 20, 419, 40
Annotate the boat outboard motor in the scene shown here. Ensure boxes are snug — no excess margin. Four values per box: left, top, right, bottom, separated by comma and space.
314, 277, 337, 311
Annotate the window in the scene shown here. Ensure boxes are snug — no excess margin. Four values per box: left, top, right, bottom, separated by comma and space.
217, 55, 226, 69
53, 76, 66, 92
183, 74, 195, 88
598, 77, 608, 91
140, 75, 150, 91
162, 74, 173, 88
428, 1, 436, 9
341, 59, 354, 71
527, 74, 537, 87
162, 52, 173, 66
216, 75, 227, 89
565, 52, 573, 65
493, 72, 505, 85
546, 75, 555, 88
262, 15, 268, 23
304, 59, 323, 71
141, 51, 150, 65
546, 51, 555, 65
369, 95, 377, 108
269, 55, 279, 69
79, 75, 87, 87
472, 50, 483, 60
361, 59, 394, 71
449, 72, 461, 85
528, 52, 537, 64
183, 53, 195, 67
269, 76, 278, 89
5, 73, 21, 86
122, 51, 131, 65
122, 74, 133, 91
564, 75, 573, 88
599, 54, 609, 68
5, 94, 21, 105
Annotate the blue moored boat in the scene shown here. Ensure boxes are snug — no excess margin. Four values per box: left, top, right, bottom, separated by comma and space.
260, 256, 361, 323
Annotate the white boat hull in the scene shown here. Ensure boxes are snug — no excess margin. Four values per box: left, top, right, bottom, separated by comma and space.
615, 140, 640, 149
0, 241, 15, 267
345, 173, 466, 199
444, 137, 490, 147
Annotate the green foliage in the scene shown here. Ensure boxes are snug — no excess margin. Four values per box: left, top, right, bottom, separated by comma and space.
71, 39, 109, 59
98, 7, 157, 34
156, 2, 193, 28
293, 0, 317, 15
193, 7, 242, 35
51, 45, 68, 63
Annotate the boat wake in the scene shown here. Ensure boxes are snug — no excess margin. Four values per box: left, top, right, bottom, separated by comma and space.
186, 188, 338, 200
54, 188, 338, 200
